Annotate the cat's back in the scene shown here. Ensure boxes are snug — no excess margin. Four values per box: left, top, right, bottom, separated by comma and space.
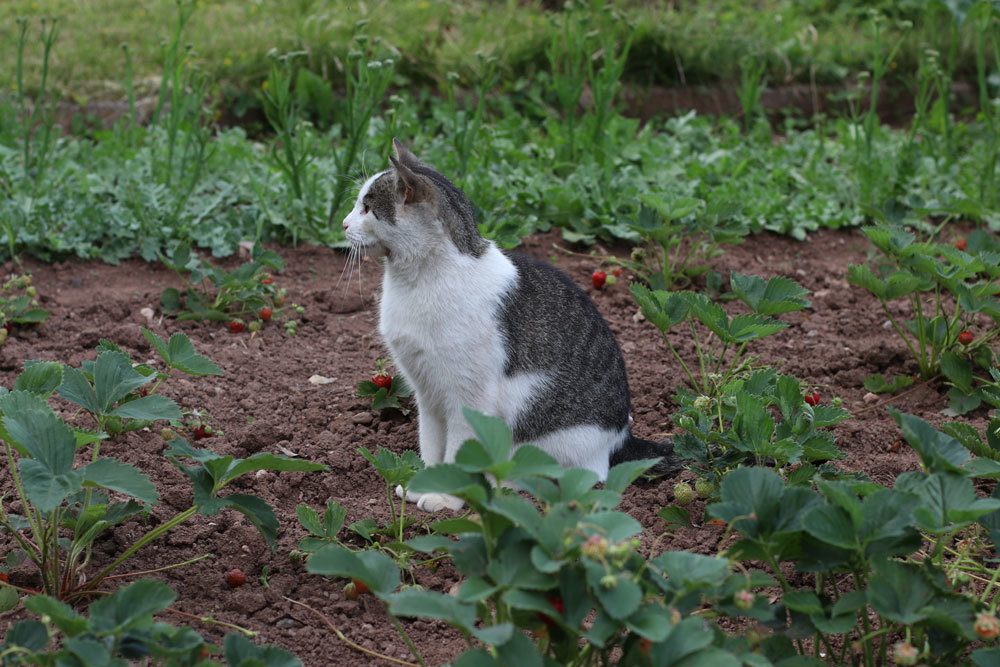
498, 251, 631, 439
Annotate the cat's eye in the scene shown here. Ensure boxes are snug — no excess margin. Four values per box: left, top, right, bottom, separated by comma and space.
362, 203, 370, 214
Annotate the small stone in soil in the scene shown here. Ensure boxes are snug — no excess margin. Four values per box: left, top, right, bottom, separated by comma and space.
352, 412, 374, 425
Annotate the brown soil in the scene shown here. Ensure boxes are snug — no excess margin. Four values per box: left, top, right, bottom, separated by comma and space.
0, 227, 993, 665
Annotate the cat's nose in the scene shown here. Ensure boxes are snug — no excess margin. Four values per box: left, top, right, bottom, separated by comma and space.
342, 219, 349, 230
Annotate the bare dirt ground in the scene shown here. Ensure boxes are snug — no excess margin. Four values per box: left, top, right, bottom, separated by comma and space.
0, 227, 991, 665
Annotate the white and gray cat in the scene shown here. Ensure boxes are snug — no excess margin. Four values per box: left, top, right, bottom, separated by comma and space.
342, 139, 679, 511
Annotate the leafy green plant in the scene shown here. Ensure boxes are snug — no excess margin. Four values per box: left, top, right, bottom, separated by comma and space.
632, 272, 810, 395
305, 409, 772, 666
11, 16, 59, 190
0, 273, 47, 344
847, 224, 1000, 414
161, 242, 300, 334
0, 333, 325, 601
618, 196, 747, 290
324, 23, 396, 228
737, 55, 768, 134
0, 579, 301, 666
355, 358, 413, 413
439, 55, 499, 178
704, 410, 1000, 667
670, 368, 850, 492
259, 57, 328, 242
294, 500, 348, 556
293, 448, 426, 588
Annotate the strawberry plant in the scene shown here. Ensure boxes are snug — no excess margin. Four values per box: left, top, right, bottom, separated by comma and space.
0, 579, 301, 666
618, 196, 748, 290
670, 368, 850, 493
0, 273, 48, 345
632, 272, 810, 396
294, 500, 348, 555
701, 410, 1000, 667
306, 409, 768, 666
0, 333, 326, 601
356, 359, 413, 412
848, 224, 1000, 414
161, 242, 300, 334
293, 449, 427, 582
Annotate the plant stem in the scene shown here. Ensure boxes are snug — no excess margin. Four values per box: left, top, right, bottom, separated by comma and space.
283, 595, 420, 667
101, 553, 214, 581
76, 506, 198, 596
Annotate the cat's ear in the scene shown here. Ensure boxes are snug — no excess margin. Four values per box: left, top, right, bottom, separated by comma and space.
389, 139, 429, 204
392, 138, 420, 167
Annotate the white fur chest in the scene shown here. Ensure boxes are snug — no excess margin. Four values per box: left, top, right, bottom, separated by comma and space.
378, 244, 517, 408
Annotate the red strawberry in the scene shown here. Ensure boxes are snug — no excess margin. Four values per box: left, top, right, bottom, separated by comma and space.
3, 323, 11, 333
0, 572, 9, 583
344, 579, 370, 600
226, 569, 247, 589
261, 275, 274, 285
592, 271, 607, 289
138, 386, 150, 397
258, 307, 273, 322
191, 424, 211, 441
372, 373, 393, 390
955, 238, 968, 251
536, 594, 564, 628
228, 321, 245, 334
958, 330, 974, 345
804, 391, 820, 406
975, 612, 1000, 641
612, 267, 624, 278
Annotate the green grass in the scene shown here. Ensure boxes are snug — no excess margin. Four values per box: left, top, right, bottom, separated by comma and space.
0, 0, 985, 104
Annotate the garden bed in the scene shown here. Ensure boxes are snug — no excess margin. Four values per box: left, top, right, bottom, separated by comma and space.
1, 225, 988, 665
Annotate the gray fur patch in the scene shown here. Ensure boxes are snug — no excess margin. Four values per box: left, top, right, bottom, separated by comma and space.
362, 173, 398, 224
496, 252, 631, 441
409, 165, 487, 257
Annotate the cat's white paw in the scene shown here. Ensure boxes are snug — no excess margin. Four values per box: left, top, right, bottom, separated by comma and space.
416, 492, 464, 513
394, 485, 463, 512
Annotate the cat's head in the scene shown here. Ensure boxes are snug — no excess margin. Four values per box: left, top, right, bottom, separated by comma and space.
341, 139, 486, 263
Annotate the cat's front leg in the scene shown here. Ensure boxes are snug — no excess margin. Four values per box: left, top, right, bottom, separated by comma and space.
395, 396, 463, 511
416, 394, 447, 465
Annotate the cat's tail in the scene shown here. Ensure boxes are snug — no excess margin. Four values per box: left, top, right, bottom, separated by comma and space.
610, 433, 684, 478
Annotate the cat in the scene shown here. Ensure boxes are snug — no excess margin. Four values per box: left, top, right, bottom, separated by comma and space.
341, 139, 680, 511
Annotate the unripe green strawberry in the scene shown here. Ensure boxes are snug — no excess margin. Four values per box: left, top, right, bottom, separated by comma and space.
692, 395, 712, 411
581, 534, 609, 559
673, 482, 695, 505
677, 415, 695, 430
694, 479, 715, 499
733, 590, 754, 610
600, 574, 618, 589
25, 286, 37, 298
